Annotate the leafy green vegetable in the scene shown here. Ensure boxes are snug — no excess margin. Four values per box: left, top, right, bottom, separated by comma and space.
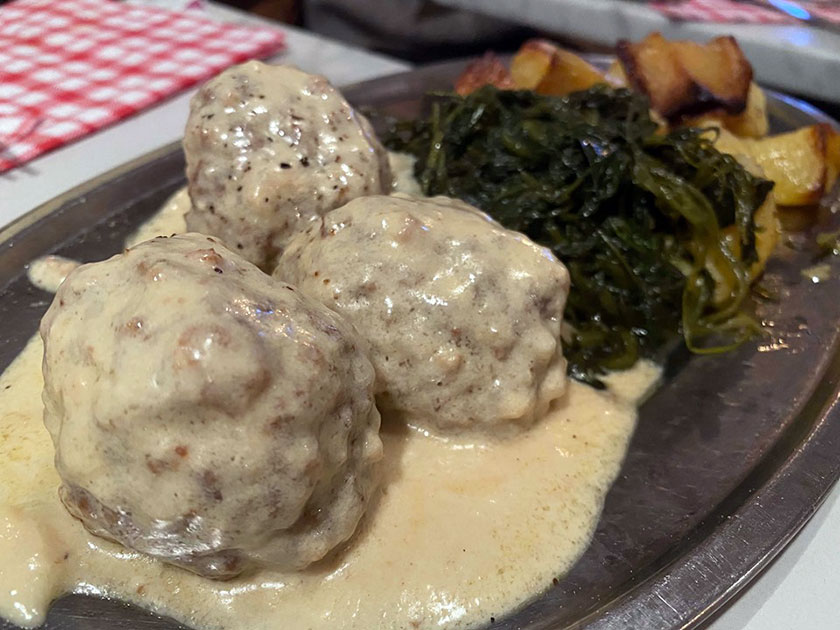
384, 85, 773, 387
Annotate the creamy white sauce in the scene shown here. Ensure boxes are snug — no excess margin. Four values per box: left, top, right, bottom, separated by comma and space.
388, 152, 423, 196
2, 155, 662, 630
25, 256, 80, 293
125, 187, 189, 247
0, 334, 659, 630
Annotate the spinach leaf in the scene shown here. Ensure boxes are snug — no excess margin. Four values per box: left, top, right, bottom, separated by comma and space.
384, 85, 773, 387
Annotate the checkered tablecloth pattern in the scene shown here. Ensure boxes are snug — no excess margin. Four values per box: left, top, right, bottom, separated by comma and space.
650, 0, 840, 25
0, 0, 285, 172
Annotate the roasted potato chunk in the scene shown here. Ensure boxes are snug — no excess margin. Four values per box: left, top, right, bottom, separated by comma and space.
510, 39, 607, 96
711, 123, 838, 207
686, 83, 769, 138
750, 192, 781, 280
702, 128, 779, 300
617, 33, 692, 119
455, 52, 515, 96
707, 192, 779, 304
710, 121, 840, 206
603, 59, 628, 88
716, 81, 768, 138
617, 33, 752, 121
707, 125, 752, 162
673, 36, 752, 111
510, 39, 556, 90
748, 124, 835, 206
826, 127, 840, 190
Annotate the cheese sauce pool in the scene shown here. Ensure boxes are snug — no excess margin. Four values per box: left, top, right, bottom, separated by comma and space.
0, 164, 661, 630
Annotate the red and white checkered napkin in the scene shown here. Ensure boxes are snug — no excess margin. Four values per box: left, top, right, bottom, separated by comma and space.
0, 0, 285, 172
649, 0, 840, 25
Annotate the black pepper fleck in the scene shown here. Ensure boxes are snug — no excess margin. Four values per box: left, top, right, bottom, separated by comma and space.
280, 162, 291, 169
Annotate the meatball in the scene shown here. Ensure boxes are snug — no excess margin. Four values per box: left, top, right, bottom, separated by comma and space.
277, 195, 571, 435
40, 234, 382, 578
183, 61, 392, 270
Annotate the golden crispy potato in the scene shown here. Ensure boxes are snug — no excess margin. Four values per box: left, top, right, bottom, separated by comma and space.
751, 192, 781, 279
510, 39, 555, 90
721, 193, 779, 277
707, 192, 779, 304
706, 125, 752, 161
510, 39, 607, 96
686, 83, 768, 138
603, 59, 628, 88
747, 124, 833, 206
617, 33, 752, 121
673, 36, 752, 112
703, 130, 779, 301
709, 123, 837, 207
617, 33, 693, 119
721, 83, 769, 138
454, 52, 515, 96
826, 127, 840, 191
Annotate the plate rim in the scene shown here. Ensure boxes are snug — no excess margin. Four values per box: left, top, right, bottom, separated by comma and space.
0, 140, 182, 247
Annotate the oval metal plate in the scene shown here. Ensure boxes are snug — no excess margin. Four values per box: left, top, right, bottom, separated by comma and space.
1, 58, 840, 630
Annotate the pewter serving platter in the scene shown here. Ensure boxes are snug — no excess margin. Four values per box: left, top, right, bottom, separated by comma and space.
2, 58, 840, 630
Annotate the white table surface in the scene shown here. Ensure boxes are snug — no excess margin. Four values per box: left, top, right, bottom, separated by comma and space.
438, 0, 840, 103
2, 3, 838, 630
